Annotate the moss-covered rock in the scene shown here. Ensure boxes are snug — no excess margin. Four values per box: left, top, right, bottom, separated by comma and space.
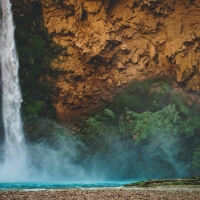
124, 177, 200, 187
74, 78, 200, 178
13, 1, 63, 119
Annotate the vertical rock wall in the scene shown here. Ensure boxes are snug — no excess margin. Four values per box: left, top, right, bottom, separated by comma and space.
12, 0, 200, 120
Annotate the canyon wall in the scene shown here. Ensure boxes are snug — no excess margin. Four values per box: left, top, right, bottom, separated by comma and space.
12, 0, 200, 120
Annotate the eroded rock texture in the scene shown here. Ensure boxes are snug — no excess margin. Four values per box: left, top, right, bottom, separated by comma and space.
12, 0, 200, 120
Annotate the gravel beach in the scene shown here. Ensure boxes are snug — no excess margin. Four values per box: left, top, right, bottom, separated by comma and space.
0, 186, 200, 200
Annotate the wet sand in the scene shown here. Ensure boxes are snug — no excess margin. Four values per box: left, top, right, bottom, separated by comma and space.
0, 186, 200, 200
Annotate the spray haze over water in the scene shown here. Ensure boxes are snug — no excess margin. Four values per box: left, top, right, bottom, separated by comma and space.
0, 0, 87, 182
0, 0, 195, 186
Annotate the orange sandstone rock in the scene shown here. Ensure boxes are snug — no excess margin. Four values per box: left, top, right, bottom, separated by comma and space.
12, 0, 200, 120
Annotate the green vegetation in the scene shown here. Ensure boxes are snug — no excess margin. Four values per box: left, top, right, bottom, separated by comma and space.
25, 101, 43, 119
75, 78, 200, 175
13, 1, 63, 119
111, 79, 172, 113
13, 2, 200, 179
193, 149, 200, 169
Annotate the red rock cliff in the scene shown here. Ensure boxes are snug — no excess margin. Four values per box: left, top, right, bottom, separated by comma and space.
12, 0, 200, 120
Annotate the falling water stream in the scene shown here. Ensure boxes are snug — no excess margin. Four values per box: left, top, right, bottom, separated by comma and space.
0, 0, 180, 189
0, 0, 27, 181
0, 0, 131, 187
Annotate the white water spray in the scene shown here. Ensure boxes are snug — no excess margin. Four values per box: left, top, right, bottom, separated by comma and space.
0, 0, 27, 181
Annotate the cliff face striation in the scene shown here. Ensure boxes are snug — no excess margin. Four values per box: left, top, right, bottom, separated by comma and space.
12, 0, 200, 120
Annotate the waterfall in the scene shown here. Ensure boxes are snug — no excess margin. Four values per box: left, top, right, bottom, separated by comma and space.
0, 0, 27, 181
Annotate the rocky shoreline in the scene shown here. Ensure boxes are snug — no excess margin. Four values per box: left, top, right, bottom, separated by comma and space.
0, 186, 200, 200
124, 177, 200, 187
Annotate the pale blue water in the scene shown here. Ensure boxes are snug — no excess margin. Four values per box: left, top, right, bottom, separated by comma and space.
0, 181, 138, 190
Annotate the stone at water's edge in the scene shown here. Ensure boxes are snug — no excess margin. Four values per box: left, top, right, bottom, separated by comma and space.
11, 0, 200, 120
124, 177, 200, 187
0, 189, 200, 200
